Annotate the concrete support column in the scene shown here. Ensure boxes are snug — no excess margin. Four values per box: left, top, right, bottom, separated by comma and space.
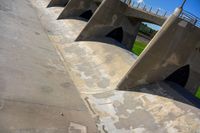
58, 0, 98, 20
76, 0, 141, 50
117, 8, 200, 90
47, 0, 69, 7
125, 19, 141, 50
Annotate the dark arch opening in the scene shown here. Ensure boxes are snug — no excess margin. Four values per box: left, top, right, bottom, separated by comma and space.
165, 65, 190, 87
106, 27, 123, 43
79, 10, 93, 20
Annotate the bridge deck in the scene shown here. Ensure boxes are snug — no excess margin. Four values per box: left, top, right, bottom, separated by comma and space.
125, 6, 166, 26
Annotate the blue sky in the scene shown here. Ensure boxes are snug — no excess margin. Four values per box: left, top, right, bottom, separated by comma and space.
133, 0, 200, 30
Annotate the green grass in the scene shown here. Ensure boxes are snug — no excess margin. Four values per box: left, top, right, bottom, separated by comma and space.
195, 86, 200, 99
132, 41, 147, 56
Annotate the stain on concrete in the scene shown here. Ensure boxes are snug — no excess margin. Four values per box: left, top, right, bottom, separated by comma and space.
0, 99, 5, 110
40, 86, 53, 93
97, 77, 110, 88
68, 122, 87, 133
60, 82, 72, 88
0, 4, 11, 12
35, 32, 40, 35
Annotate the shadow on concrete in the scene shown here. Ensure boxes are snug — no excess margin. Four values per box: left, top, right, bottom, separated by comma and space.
76, 37, 131, 51
57, 16, 89, 22
126, 82, 200, 109
47, 0, 69, 8
106, 27, 123, 43
79, 10, 93, 21
57, 10, 93, 21
165, 65, 190, 87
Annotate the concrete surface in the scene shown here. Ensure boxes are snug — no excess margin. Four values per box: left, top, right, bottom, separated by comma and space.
31, 0, 200, 132
0, 0, 97, 132
136, 35, 150, 44
86, 82, 200, 133
1, 0, 200, 132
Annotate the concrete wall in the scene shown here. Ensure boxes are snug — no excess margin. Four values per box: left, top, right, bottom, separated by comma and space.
117, 9, 200, 94
186, 42, 200, 94
76, 0, 142, 50
47, 0, 69, 7
58, 0, 99, 20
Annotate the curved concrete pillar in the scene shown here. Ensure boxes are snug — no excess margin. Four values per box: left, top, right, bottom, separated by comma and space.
57, 0, 99, 20
117, 8, 200, 92
76, 0, 141, 50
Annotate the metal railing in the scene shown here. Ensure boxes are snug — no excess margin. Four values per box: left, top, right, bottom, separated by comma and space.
179, 10, 200, 28
121, 0, 169, 18
121, 0, 200, 28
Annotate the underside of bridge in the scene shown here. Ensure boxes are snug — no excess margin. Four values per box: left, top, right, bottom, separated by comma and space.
0, 0, 200, 132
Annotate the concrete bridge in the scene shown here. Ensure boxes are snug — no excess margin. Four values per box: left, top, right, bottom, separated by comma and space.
42, 0, 200, 130
1, 0, 200, 132
47, 0, 200, 99
47, 0, 200, 127
48, 0, 167, 50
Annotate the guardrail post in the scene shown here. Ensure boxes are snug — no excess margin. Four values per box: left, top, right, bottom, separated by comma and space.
132, 2, 135, 7
194, 19, 198, 25
149, 7, 152, 12
156, 9, 160, 15
164, 11, 167, 17
137, 3, 140, 8
143, 4, 146, 10
128, 0, 131, 5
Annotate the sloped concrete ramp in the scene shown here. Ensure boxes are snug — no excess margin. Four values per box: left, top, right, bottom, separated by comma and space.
0, 0, 97, 132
